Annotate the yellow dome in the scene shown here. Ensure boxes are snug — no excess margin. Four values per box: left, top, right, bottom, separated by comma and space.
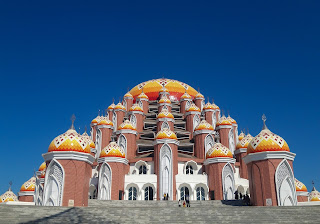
118, 120, 136, 131
206, 143, 233, 159
158, 96, 171, 104
91, 115, 101, 124
82, 131, 96, 149
203, 102, 215, 110
129, 103, 143, 112
38, 162, 46, 172
180, 92, 192, 99
137, 92, 149, 100
195, 92, 204, 99
217, 115, 232, 126
98, 117, 113, 126
129, 79, 198, 101
20, 177, 36, 192
124, 92, 133, 98
309, 188, 320, 201
0, 190, 18, 203
115, 103, 126, 110
156, 128, 177, 140
108, 103, 116, 110
195, 120, 214, 131
100, 142, 125, 158
238, 132, 245, 141
236, 134, 253, 149
157, 109, 174, 119
160, 86, 169, 92
211, 102, 220, 110
48, 129, 91, 154
227, 115, 237, 124
186, 103, 201, 112
247, 129, 290, 154
295, 178, 308, 192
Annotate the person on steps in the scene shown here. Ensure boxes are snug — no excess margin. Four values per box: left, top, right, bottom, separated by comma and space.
186, 194, 190, 207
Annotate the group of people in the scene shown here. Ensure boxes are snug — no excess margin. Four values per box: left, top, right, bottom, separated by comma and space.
163, 193, 169, 200
178, 194, 190, 207
234, 190, 251, 205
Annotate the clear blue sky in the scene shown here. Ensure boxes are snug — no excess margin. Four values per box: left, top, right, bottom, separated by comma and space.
0, 1, 319, 194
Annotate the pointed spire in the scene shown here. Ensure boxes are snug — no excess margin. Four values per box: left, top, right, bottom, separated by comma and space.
312, 180, 316, 191
70, 114, 76, 130
98, 109, 100, 116
33, 168, 36, 177
84, 126, 87, 133
8, 181, 12, 191
105, 109, 108, 117
262, 114, 268, 130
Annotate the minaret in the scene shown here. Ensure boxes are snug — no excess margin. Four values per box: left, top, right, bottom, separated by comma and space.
234, 134, 252, 179
194, 92, 205, 112
185, 103, 201, 139
243, 115, 297, 206
124, 92, 134, 111
179, 91, 192, 115
90, 114, 101, 143
114, 103, 126, 132
216, 115, 232, 149
96, 116, 114, 158
193, 120, 215, 159
158, 95, 172, 112
128, 104, 145, 134
156, 108, 174, 132
107, 102, 116, 121
18, 176, 36, 202
159, 86, 170, 99
136, 90, 149, 114
116, 120, 137, 161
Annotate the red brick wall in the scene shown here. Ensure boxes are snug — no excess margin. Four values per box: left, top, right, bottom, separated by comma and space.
297, 195, 308, 202
101, 128, 112, 149
125, 98, 133, 111
186, 114, 195, 139
108, 162, 128, 200
218, 127, 231, 148
180, 100, 189, 115
18, 195, 34, 202
123, 133, 137, 161
194, 99, 203, 111
116, 110, 125, 128
194, 134, 206, 159
142, 101, 149, 114
206, 163, 225, 200
236, 151, 248, 179
204, 111, 213, 126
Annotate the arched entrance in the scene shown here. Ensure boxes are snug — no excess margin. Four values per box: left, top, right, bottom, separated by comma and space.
145, 186, 153, 200
180, 186, 190, 200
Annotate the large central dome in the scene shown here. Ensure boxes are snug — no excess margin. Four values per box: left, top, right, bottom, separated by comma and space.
129, 78, 198, 101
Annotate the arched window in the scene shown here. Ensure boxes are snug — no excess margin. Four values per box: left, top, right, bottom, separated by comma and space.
196, 187, 205, 200
205, 134, 214, 154
128, 187, 137, 200
112, 111, 117, 132
161, 121, 170, 130
138, 100, 143, 108
228, 128, 235, 154
98, 163, 111, 200
130, 114, 137, 128
118, 134, 127, 156
212, 111, 217, 129
139, 165, 147, 175
180, 186, 190, 200
96, 129, 102, 157
144, 186, 153, 200
193, 114, 200, 131
186, 165, 193, 175
185, 101, 191, 110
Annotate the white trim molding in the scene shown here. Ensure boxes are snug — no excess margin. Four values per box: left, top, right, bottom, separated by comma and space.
179, 98, 192, 103
204, 158, 236, 165
193, 130, 215, 136
216, 125, 232, 130
116, 129, 138, 135
128, 111, 144, 116
296, 191, 309, 197
234, 148, 247, 155
185, 111, 201, 116
157, 118, 175, 123
153, 139, 180, 146
18, 191, 34, 196
243, 151, 296, 164
97, 124, 114, 130
159, 103, 172, 107
42, 151, 95, 165
98, 157, 128, 165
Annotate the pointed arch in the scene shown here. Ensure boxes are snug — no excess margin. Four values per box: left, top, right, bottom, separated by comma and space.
138, 100, 143, 108
112, 111, 117, 132
185, 101, 191, 111
205, 134, 214, 154
212, 111, 217, 129
159, 144, 172, 200
43, 159, 65, 206
161, 121, 170, 130
201, 100, 205, 111
222, 163, 235, 200
275, 159, 297, 206
193, 114, 200, 131
123, 100, 127, 111
96, 128, 102, 157
118, 134, 127, 157
228, 128, 235, 154
163, 105, 168, 110
130, 114, 137, 128
98, 163, 112, 200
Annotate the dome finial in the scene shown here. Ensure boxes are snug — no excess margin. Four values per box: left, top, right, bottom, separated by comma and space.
312, 180, 316, 191
105, 109, 108, 117
262, 114, 268, 130
78, 127, 81, 134
70, 114, 76, 130
84, 125, 87, 133
8, 181, 12, 191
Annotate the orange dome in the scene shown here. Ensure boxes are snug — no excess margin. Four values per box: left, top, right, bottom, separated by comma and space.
238, 132, 245, 141
91, 116, 101, 124
309, 188, 320, 201
129, 79, 198, 101
137, 92, 149, 100
129, 104, 143, 112
295, 178, 308, 192
203, 102, 215, 110
100, 142, 125, 158
227, 115, 237, 124
195, 120, 214, 131
157, 109, 174, 119
118, 120, 136, 131
156, 128, 177, 140
195, 92, 204, 99
206, 143, 233, 159
38, 162, 46, 172
81, 132, 96, 149
124, 92, 133, 98
186, 103, 201, 112
20, 177, 36, 192
108, 103, 116, 110
158, 96, 171, 104
247, 129, 290, 154
217, 115, 232, 126
0, 190, 18, 203
115, 103, 126, 110
48, 129, 91, 154
98, 117, 113, 126
236, 134, 253, 149
180, 92, 192, 100
160, 86, 169, 92
211, 102, 220, 110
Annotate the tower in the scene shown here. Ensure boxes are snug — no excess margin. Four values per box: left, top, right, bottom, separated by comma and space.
193, 120, 215, 159
185, 103, 201, 139
194, 92, 205, 112
136, 91, 149, 114
116, 120, 137, 161
114, 103, 126, 132
123, 92, 134, 111
156, 108, 174, 132
95, 116, 114, 157
216, 115, 232, 149
294, 179, 308, 202
128, 104, 145, 134
203, 102, 220, 129
179, 92, 192, 115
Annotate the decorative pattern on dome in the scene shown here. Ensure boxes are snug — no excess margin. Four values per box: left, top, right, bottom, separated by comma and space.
158, 96, 171, 104
82, 132, 96, 149
216, 115, 232, 126
155, 128, 177, 140
206, 143, 233, 159
115, 103, 126, 110
129, 104, 143, 112
100, 142, 125, 158
157, 109, 174, 119
124, 92, 133, 98
236, 134, 253, 149
211, 102, 220, 110
227, 115, 237, 124
195, 120, 214, 131
186, 103, 201, 112
137, 92, 149, 99
91, 116, 101, 124
195, 92, 204, 99
0, 190, 18, 203
98, 117, 113, 126
160, 87, 169, 92
181, 92, 192, 99
38, 162, 46, 172
108, 103, 116, 110
247, 129, 290, 154
295, 178, 308, 192
203, 102, 215, 110
118, 120, 136, 131
238, 132, 245, 141
20, 177, 36, 192
48, 129, 91, 153
309, 188, 320, 201
129, 79, 198, 101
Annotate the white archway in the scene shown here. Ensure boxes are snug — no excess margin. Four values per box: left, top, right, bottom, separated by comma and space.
98, 163, 112, 200
228, 128, 235, 154
118, 134, 127, 157
130, 114, 137, 128
159, 144, 173, 200
222, 163, 235, 200
205, 134, 214, 154
193, 114, 200, 131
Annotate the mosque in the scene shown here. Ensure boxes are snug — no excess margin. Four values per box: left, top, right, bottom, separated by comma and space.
1, 78, 319, 207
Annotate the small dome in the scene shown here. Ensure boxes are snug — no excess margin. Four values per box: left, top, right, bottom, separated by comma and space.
124, 92, 133, 98
195, 92, 204, 99
100, 142, 125, 158
186, 103, 201, 112
38, 162, 46, 172
82, 132, 96, 149
211, 102, 220, 110
108, 103, 116, 110
20, 177, 36, 192
195, 120, 214, 131
129, 104, 143, 112
157, 109, 174, 119
137, 92, 149, 99
180, 92, 192, 99
156, 128, 177, 140
216, 115, 232, 126
48, 129, 91, 154
206, 143, 233, 159
309, 188, 320, 201
227, 115, 237, 124
115, 103, 126, 110
118, 120, 136, 131
158, 96, 171, 104
91, 115, 101, 124
98, 116, 113, 126
160, 87, 169, 93
0, 190, 18, 203
238, 132, 245, 141
295, 178, 308, 192
203, 102, 215, 110
247, 129, 290, 154
236, 134, 253, 149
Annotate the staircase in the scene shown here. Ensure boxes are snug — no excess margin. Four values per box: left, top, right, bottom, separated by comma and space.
1, 201, 320, 224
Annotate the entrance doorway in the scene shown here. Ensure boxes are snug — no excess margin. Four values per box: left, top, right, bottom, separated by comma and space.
145, 186, 153, 200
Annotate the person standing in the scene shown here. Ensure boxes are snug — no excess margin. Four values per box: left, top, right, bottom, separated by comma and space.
186, 194, 190, 207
